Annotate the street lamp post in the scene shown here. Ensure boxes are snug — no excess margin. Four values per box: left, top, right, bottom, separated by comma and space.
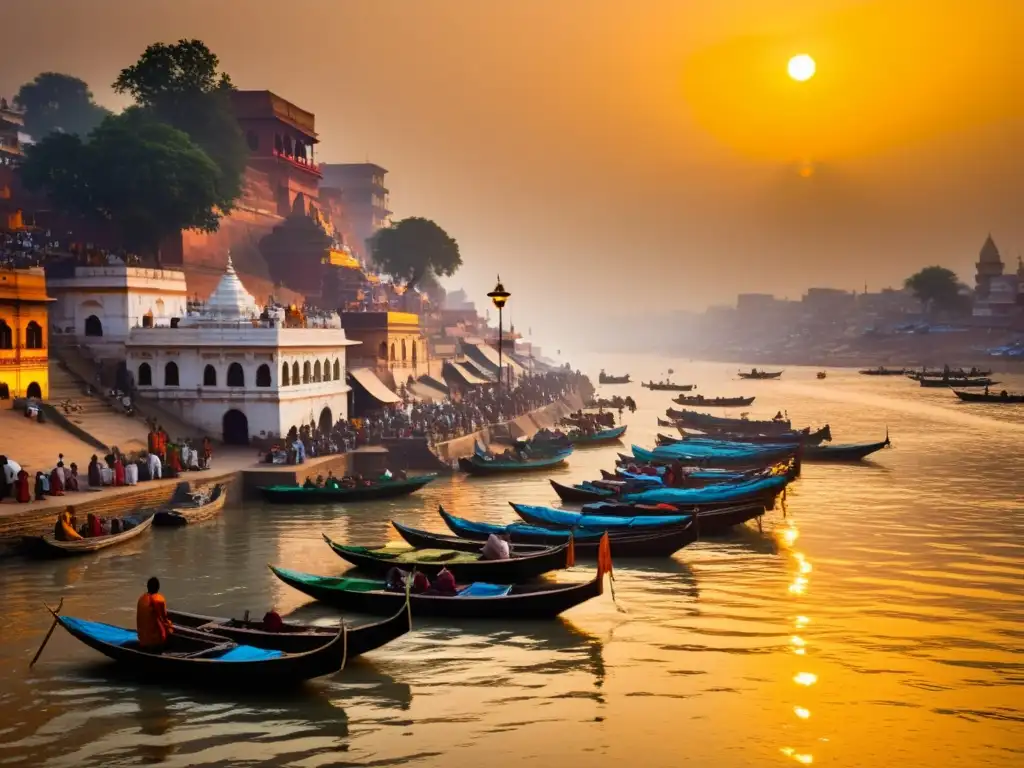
487, 277, 511, 391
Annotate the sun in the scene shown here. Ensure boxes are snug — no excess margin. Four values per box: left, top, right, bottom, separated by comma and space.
787, 54, 816, 82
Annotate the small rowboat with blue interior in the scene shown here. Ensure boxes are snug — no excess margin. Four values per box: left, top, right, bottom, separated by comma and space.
258, 475, 436, 503
322, 532, 571, 581
459, 448, 572, 476
393, 514, 700, 558
47, 609, 348, 688
167, 603, 410, 655
510, 502, 691, 531
269, 562, 607, 620
568, 424, 628, 445
578, 501, 768, 534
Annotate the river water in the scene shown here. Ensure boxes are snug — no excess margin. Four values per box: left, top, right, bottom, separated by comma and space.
0, 359, 1021, 768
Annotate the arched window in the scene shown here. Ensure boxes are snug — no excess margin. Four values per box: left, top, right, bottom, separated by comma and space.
281, 362, 290, 386
164, 361, 179, 387
138, 362, 152, 386
390, 343, 396, 361
303, 361, 311, 383
412, 342, 418, 364
25, 321, 43, 349
333, 359, 340, 380
322, 358, 331, 381
313, 360, 321, 382
203, 364, 217, 386
401, 339, 407, 362
0, 320, 12, 349
84, 315, 103, 337
292, 361, 299, 384
227, 362, 245, 387
256, 364, 271, 387
378, 341, 387, 359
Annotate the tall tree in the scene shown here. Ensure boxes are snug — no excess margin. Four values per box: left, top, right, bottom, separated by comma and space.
22, 110, 223, 257
113, 39, 247, 214
14, 73, 111, 138
904, 266, 968, 315
368, 217, 462, 293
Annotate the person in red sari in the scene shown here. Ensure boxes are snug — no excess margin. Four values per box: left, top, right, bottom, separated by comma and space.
113, 454, 126, 486
48, 466, 65, 495
167, 445, 182, 475
15, 469, 30, 503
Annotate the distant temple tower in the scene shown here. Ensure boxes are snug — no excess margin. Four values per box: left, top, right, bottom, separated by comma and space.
974, 234, 1003, 300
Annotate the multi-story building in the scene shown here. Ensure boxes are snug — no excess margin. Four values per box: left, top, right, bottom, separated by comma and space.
320, 163, 391, 262
0, 267, 51, 399
0, 98, 25, 168
341, 311, 429, 386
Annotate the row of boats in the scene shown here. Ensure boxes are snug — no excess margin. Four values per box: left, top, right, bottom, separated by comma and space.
860, 364, 1023, 401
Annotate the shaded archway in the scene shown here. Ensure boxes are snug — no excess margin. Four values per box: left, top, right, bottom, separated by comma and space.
227, 362, 245, 387
333, 359, 340, 380
401, 339, 407, 362
281, 362, 290, 386
292, 361, 299, 384
256, 364, 271, 387
412, 342, 418, 365
322, 358, 331, 381
164, 361, 179, 386
203, 365, 217, 386
84, 315, 103, 337
313, 360, 321, 382
26, 381, 42, 399
303, 361, 311, 383
378, 341, 387, 360
25, 321, 43, 349
0, 320, 12, 349
138, 362, 152, 386
222, 409, 250, 445
318, 406, 332, 434
390, 343, 396, 361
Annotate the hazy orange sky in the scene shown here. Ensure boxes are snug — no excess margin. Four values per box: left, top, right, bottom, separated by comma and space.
2, 0, 1022, 348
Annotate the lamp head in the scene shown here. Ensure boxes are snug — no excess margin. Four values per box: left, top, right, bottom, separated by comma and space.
487, 276, 511, 310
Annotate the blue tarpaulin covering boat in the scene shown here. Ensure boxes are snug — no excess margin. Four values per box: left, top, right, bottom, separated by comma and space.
510, 503, 690, 530
622, 475, 788, 505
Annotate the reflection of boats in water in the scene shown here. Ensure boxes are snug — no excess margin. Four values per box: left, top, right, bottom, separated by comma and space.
20, 665, 350, 766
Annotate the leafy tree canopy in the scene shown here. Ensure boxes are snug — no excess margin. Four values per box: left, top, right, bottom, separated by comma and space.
113, 39, 247, 214
14, 72, 111, 138
904, 266, 967, 315
22, 109, 223, 257
368, 217, 462, 291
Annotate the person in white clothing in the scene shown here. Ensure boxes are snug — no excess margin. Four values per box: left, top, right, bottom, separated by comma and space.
147, 452, 162, 480
481, 533, 511, 561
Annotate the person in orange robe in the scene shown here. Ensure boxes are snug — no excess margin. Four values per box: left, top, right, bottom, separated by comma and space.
113, 455, 126, 486
15, 469, 30, 503
167, 446, 182, 475
136, 576, 174, 650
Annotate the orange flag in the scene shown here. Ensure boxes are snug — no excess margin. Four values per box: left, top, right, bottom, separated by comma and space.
597, 532, 613, 580
566, 532, 576, 568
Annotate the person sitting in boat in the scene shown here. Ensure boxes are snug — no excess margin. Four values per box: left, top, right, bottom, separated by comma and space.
110, 517, 122, 534
84, 513, 102, 538
386, 566, 408, 592
262, 611, 284, 632
314, 473, 325, 487
54, 510, 82, 541
427, 568, 458, 596
481, 533, 511, 561
394, 469, 408, 480
302, 476, 316, 489
324, 472, 340, 489
137, 576, 174, 651
381, 469, 394, 481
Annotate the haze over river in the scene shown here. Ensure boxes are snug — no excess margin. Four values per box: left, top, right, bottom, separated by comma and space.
1, 359, 1021, 768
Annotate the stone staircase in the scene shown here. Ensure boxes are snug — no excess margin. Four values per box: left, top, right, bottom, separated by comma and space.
46, 360, 149, 453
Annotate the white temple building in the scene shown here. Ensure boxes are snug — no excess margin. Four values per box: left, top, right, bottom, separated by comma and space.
125, 256, 359, 444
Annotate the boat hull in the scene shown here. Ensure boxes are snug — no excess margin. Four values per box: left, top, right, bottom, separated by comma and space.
258, 476, 436, 503
24, 515, 154, 558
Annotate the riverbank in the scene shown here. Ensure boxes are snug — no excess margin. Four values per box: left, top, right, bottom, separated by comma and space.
0, 392, 585, 551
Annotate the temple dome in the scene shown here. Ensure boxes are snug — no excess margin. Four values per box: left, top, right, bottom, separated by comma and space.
206, 254, 259, 319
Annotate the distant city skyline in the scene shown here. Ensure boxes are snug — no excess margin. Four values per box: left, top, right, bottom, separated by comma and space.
1, 0, 1021, 352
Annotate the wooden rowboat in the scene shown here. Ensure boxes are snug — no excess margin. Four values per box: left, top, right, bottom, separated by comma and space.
568, 425, 627, 445
953, 389, 1024, 403
258, 475, 436, 503
269, 563, 607, 620
322, 533, 572, 581
458, 450, 572, 476
24, 514, 154, 558
395, 515, 700, 558
642, 381, 694, 391
167, 603, 410, 655
49, 610, 347, 688
155, 484, 227, 526
672, 395, 755, 407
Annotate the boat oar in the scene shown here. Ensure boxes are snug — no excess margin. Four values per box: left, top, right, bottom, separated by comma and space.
30, 598, 64, 669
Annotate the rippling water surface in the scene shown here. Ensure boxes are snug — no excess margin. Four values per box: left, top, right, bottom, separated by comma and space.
1, 360, 1021, 767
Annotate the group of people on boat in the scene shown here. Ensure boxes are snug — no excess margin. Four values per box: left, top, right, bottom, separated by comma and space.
301, 468, 409, 490
386, 566, 459, 596
53, 509, 139, 541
